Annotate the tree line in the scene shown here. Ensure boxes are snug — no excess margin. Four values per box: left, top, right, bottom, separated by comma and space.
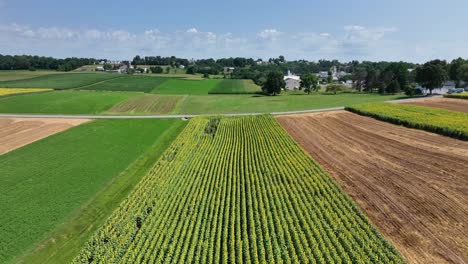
0, 54, 95, 71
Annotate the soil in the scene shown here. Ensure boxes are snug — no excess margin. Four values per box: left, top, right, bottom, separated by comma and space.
277, 111, 468, 264
0, 118, 90, 155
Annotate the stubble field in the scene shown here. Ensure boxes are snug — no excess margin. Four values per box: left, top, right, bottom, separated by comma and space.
277, 111, 468, 264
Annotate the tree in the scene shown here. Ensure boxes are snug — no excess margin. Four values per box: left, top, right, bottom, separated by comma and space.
457, 63, 468, 83
325, 84, 346, 94
386, 80, 400, 94
262, 71, 285, 96
415, 61, 447, 94
150, 66, 163, 74
300, 73, 320, 94
165, 67, 171, 74
449, 58, 466, 86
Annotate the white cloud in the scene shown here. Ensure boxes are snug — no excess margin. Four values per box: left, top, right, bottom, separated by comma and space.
344, 25, 398, 42
0, 23, 442, 62
257, 29, 282, 41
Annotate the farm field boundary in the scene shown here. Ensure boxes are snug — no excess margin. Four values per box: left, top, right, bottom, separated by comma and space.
15, 118, 187, 264
0, 119, 185, 264
399, 97, 468, 113
277, 111, 468, 263
346, 103, 468, 140
444, 92, 468, 99
0, 117, 89, 155
72, 115, 403, 264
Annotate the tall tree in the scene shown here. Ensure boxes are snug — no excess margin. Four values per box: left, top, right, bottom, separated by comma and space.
457, 63, 468, 83
262, 71, 285, 96
415, 60, 447, 94
300, 73, 320, 94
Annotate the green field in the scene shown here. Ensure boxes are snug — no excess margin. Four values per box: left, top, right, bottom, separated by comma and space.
0, 119, 187, 264
0, 91, 138, 114
208, 79, 261, 94
0, 70, 63, 81
177, 93, 402, 114
152, 79, 222, 94
73, 115, 403, 263
346, 103, 468, 140
105, 94, 184, 114
0, 73, 121, 89
80, 75, 169, 93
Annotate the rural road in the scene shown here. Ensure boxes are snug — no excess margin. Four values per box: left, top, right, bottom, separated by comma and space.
0, 96, 441, 119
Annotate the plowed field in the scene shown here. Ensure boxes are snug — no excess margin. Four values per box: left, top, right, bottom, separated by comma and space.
277, 111, 468, 264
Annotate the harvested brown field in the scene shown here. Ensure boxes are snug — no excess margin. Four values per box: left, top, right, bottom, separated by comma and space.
106, 94, 182, 114
400, 97, 468, 113
0, 118, 89, 155
277, 111, 468, 264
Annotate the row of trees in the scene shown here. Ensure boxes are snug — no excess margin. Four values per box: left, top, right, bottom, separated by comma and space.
261, 58, 468, 96
0, 54, 95, 71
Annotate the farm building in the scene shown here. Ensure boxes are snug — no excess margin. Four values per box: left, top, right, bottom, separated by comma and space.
223, 67, 235, 74
284, 70, 301, 90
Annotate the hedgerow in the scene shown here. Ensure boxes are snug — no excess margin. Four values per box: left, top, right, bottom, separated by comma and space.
444, 92, 468, 99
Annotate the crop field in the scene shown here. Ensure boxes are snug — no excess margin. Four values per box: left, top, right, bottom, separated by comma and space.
0, 88, 52, 97
80, 75, 169, 93
179, 93, 402, 114
444, 92, 468, 99
208, 79, 261, 94
151, 78, 222, 94
0, 119, 186, 264
346, 103, 468, 140
0, 73, 121, 89
0, 117, 89, 155
277, 111, 468, 263
0, 91, 138, 114
72, 115, 403, 264
105, 95, 183, 114
0, 70, 63, 81
401, 97, 468, 113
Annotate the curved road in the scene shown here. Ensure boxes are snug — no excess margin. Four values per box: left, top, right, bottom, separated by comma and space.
0, 96, 441, 119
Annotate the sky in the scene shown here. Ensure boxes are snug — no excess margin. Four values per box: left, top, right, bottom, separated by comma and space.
0, 0, 467, 62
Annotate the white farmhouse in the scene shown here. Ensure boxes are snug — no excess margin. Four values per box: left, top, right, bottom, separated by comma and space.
284, 70, 301, 90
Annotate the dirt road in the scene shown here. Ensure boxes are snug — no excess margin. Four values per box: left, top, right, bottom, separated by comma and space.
277, 111, 468, 264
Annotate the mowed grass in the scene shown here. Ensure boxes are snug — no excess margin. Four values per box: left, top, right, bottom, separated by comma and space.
0, 119, 187, 264
0, 73, 121, 89
152, 78, 222, 95
0, 91, 138, 114
0, 70, 63, 81
106, 94, 184, 114
177, 93, 403, 114
208, 79, 261, 94
80, 75, 169, 93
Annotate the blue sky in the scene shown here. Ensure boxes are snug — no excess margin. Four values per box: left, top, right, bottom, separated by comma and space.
0, 0, 467, 62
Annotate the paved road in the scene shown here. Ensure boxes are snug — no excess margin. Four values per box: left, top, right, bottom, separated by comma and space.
0, 96, 441, 119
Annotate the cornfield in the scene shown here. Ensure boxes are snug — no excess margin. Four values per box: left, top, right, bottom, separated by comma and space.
72, 115, 404, 264
346, 103, 468, 140
0, 88, 51, 97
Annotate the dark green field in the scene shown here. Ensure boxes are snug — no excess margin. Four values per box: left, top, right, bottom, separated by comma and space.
0, 119, 187, 264
0, 73, 121, 89
80, 75, 169, 93
208, 79, 261, 94
151, 78, 222, 94
0, 91, 138, 114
